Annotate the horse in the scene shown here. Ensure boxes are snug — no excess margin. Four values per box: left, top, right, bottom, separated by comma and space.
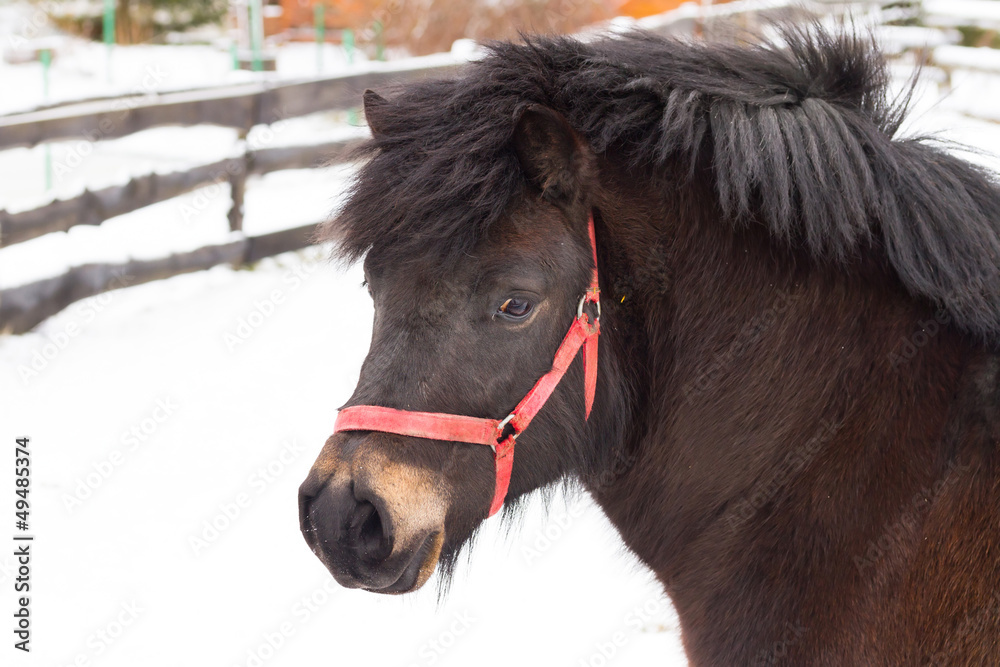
298, 27, 1000, 665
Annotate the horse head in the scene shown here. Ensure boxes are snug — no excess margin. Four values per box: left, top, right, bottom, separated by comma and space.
299, 97, 614, 593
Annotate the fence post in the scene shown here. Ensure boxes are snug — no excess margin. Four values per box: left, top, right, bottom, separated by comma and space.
228, 139, 250, 234
228, 170, 246, 233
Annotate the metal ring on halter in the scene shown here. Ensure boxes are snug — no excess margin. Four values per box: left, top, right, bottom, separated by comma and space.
492, 413, 519, 453
576, 293, 602, 321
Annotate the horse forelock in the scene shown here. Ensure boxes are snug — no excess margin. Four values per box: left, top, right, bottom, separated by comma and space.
325, 24, 1000, 347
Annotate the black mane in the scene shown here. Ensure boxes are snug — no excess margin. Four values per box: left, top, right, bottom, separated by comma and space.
329, 27, 1000, 345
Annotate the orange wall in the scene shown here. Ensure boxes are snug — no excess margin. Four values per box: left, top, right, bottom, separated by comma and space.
277, 0, 369, 32
618, 0, 732, 20
271, 1, 732, 35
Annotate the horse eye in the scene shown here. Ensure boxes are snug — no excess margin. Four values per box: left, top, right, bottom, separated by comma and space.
498, 297, 532, 319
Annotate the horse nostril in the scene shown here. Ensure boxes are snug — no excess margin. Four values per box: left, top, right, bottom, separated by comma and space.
350, 501, 386, 560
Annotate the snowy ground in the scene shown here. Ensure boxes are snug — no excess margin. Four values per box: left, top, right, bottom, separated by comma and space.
4, 4, 1000, 666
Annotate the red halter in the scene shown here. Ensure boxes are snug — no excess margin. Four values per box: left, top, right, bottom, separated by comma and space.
334, 215, 601, 517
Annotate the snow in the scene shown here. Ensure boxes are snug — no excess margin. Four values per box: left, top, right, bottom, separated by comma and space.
924, 0, 1000, 28
933, 44, 1000, 74
876, 25, 960, 54
4, 2, 1000, 665
635, 0, 799, 30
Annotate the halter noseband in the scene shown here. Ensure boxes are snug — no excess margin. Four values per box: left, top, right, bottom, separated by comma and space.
333, 215, 601, 517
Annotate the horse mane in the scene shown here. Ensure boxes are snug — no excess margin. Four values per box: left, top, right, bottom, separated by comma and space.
328, 26, 1000, 346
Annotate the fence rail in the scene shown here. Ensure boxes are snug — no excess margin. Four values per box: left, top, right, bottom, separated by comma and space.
0, 137, 358, 248
0, 56, 463, 150
0, 223, 318, 334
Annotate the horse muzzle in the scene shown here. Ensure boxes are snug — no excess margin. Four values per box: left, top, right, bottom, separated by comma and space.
298, 433, 447, 594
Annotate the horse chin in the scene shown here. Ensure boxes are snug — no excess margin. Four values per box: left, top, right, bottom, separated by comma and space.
313, 528, 445, 595
368, 531, 445, 595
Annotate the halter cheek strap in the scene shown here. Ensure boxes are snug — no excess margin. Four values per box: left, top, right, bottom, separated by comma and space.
333, 214, 601, 517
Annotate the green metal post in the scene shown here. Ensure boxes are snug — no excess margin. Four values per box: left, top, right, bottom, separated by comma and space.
40, 48, 51, 97
249, 0, 263, 72
343, 28, 354, 65
315, 3, 325, 73
103, 0, 115, 82
374, 20, 384, 61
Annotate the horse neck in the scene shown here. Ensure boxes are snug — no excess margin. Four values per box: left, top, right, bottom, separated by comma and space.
589, 162, 988, 657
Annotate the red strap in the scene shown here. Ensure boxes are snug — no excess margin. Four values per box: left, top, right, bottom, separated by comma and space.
334, 406, 517, 516
335, 406, 502, 446
583, 332, 598, 418
490, 436, 516, 516
507, 316, 596, 434
582, 214, 601, 419
333, 214, 601, 518
588, 213, 599, 278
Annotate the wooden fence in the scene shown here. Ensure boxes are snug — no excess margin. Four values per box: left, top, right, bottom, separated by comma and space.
0, 56, 464, 334
0, 55, 463, 150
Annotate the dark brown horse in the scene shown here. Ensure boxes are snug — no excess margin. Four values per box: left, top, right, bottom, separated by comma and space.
298, 28, 1000, 665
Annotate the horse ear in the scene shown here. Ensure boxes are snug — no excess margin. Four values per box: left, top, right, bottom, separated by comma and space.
363, 89, 391, 136
513, 104, 589, 207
